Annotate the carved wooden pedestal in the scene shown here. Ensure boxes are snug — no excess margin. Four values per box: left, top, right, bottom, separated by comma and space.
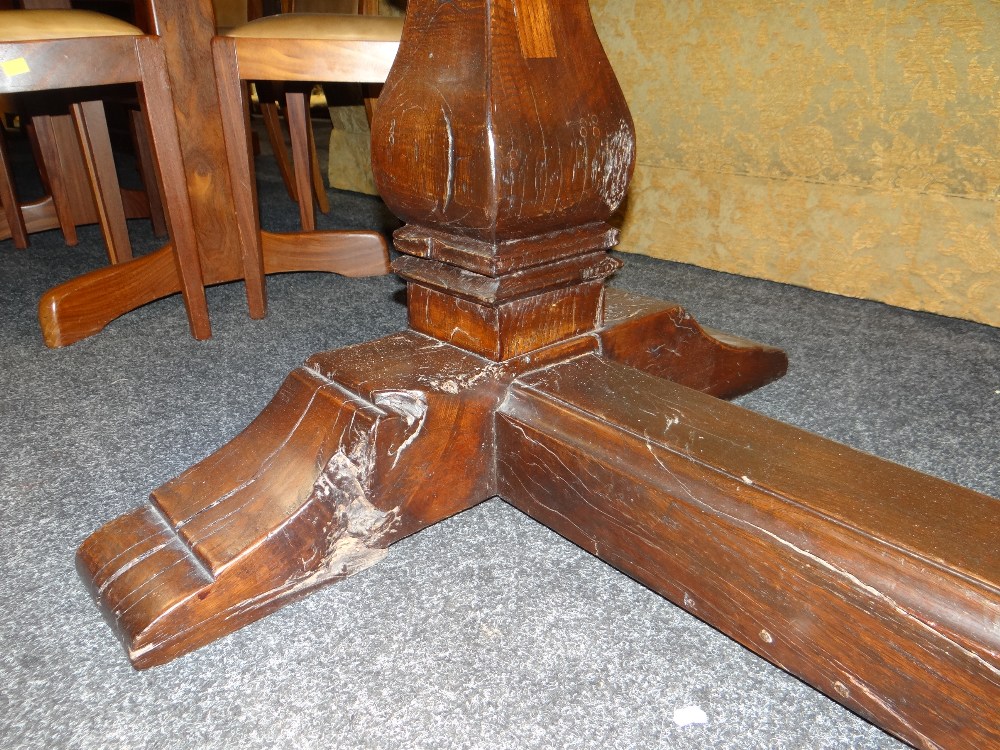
77, 2, 999, 749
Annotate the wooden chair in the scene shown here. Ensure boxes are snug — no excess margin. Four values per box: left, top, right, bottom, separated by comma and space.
212, 6, 401, 317
240, 0, 393, 232
0, 9, 210, 342
1, 0, 167, 256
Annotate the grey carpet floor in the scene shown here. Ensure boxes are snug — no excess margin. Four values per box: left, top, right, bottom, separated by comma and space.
0, 124, 997, 750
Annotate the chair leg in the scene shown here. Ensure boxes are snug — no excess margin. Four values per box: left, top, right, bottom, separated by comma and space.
362, 83, 380, 126
71, 101, 132, 264
259, 97, 298, 203
0, 127, 29, 249
134, 36, 211, 340
285, 91, 315, 231
130, 109, 168, 238
307, 101, 329, 217
28, 116, 78, 246
213, 36, 267, 319
36, 115, 99, 236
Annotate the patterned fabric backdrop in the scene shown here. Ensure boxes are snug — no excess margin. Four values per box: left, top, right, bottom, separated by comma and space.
591, 0, 999, 326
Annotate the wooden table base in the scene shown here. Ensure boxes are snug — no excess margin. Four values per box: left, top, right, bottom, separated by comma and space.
78, 287, 998, 748
76, 2, 998, 748
77, 289, 785, 665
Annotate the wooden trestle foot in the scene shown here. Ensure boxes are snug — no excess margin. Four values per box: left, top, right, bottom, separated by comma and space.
78, 331, 499, 668
76, 295, 782, 669
601, 287, 788, 398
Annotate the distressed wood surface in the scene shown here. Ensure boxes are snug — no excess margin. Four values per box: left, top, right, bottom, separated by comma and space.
77, 293, 783, 668
371, 0, 633, 241
77, 1, 998, 748
498, 354, 1000, 749
79, 335, 459, 667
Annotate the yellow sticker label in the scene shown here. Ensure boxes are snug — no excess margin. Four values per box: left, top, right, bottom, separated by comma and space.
2, 58, 31, 77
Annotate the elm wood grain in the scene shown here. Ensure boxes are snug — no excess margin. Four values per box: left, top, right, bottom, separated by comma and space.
78, 291, 999, 747
0, 18, 210, 343
77, 1, 998, 749
496, 354, 1000, 749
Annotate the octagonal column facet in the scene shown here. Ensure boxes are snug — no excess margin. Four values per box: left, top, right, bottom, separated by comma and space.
371, 0, 635, 360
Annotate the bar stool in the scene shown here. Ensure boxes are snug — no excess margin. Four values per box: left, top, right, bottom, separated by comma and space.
0, 9, 210, 342
212, 9, 402, 318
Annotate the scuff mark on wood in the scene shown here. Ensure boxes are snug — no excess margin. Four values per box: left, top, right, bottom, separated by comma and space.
373, 389, 429, 468
290, 450, 395, 590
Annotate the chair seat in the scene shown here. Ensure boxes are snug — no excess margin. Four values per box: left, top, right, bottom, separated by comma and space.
225, 14, 403, 42
0, 10, 143, 43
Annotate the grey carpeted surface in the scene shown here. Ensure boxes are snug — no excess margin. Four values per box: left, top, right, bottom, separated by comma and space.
1, 123, 997, 750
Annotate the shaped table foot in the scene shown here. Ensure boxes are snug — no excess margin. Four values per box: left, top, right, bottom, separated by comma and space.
78, 331, 514, 667
600, 288, 788, 398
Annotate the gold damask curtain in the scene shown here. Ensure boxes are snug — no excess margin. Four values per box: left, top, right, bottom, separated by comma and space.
592, 0, 999, 326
